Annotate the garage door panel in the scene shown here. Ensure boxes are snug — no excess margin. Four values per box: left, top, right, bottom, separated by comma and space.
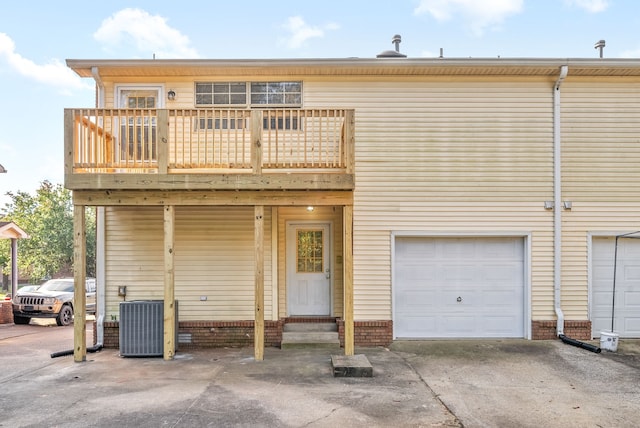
623, 291, 640, 306
444, 316, 477, 334
442, 264, 477, 281
483, 290, 521, 307
442, 290, 478, 308
484, 316, 523, 334
396, 316, 437, 336
394, 237, 525, 339
396, 289, 437, 307
396, 240, 437, 259
483, 265, 522, 283
623, 318, 640, 336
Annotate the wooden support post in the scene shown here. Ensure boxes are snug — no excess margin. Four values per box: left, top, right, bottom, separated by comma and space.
251, 111, 263, 175
254, 205, 265, 361
344, 109, 355, 175
73, 205, 87, 362
64, 109, 75, 183
157, 109, 169, 174
10, 239, 17, 302
163, 204, 175, 360
343, 205, 354, 356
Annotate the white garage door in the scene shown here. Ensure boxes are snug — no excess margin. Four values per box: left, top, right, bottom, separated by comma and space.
394, 237, 525, 338
592, 237, 640, 338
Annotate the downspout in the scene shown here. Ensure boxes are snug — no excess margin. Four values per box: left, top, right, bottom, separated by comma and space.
552, 66, 600, 353
91, 66, 106, 350
91, 66, 104, 108
553, 65, 568, 337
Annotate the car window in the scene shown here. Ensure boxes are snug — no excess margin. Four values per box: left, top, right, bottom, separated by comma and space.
39, 280, 74, 292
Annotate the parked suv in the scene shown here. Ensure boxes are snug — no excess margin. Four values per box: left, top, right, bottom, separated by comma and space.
12, 278, 96, 326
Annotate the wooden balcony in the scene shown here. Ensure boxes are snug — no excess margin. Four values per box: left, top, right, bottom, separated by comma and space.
64, 108, 354, 191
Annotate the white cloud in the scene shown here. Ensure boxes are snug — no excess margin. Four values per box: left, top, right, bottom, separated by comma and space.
564, 0, 610, 13
414, 0, 523, 36
619, 48, 640, 58
94, 8, 199, 58
0, 33, 89, 92
281, 16, 340, 49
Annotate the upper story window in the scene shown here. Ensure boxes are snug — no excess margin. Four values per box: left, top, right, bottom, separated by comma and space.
195, 82, 247, 106
194, 81, 302, 107
250, 82, 301, 106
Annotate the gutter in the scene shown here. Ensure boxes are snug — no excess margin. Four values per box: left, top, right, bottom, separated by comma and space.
553, 65, 568, 337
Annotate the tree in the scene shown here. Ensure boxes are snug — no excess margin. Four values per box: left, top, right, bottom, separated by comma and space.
0, 181, 96, 282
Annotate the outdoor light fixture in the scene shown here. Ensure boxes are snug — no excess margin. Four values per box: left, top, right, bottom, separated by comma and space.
306, 206, 315, 212
167, 89, 176, 101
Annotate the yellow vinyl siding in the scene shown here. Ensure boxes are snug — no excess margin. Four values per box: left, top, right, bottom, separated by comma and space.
563, 81, 640, 201
105, 206, 272, 321
306, 78, 555, 320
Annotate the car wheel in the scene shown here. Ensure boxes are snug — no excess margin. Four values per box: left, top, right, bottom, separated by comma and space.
56, 305, 74, 326
13, 315, 30, 325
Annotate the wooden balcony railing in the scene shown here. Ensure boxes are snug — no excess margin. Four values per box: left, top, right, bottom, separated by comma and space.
66, 108, 354, 177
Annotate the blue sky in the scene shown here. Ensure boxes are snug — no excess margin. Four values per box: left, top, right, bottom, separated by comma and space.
0, 0, 638, 208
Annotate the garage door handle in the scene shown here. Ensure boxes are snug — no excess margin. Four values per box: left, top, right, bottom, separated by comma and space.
457, 296, 462, 303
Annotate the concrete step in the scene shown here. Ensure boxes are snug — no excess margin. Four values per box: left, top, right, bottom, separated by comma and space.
283, 323, 338, 333
281, 331, 340, 350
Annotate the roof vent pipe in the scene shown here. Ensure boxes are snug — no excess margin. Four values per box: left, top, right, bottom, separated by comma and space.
594, 39, 605, 58
377, 34, 407, 58
392, 34, 401, 52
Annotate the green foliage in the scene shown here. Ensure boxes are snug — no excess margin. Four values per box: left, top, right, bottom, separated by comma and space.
0, 181, 96, 282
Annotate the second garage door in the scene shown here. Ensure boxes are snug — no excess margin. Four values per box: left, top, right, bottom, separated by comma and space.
592, 237, 640, 338
394, 236, 525, 338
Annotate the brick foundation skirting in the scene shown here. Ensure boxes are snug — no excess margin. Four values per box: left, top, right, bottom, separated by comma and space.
99, 319, 594, 349
532, 320, 592, 340
102, 320, 284, 349
337, 320, 393, 347
0, 301, 13, 324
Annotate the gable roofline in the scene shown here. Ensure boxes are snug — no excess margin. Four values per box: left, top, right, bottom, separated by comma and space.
66, 57, 640, 78
0, 221, 29, 239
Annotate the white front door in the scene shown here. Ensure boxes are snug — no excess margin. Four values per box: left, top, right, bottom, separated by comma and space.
286, 223, 331, 316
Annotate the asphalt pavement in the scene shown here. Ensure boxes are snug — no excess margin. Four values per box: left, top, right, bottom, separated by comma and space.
1, 322, 639, 427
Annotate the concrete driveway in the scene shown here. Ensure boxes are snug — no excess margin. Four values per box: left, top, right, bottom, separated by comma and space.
390, 339, 640, 428
1, 323, 639, 427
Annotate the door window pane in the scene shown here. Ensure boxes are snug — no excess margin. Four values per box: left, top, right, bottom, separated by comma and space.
296, 230, 323, 273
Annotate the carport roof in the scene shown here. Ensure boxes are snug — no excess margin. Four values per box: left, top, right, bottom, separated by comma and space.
0, 221, 29, 239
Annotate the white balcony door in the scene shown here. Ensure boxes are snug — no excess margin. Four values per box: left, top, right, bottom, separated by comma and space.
116, 86, 161, 162
286, 222, 331, 316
